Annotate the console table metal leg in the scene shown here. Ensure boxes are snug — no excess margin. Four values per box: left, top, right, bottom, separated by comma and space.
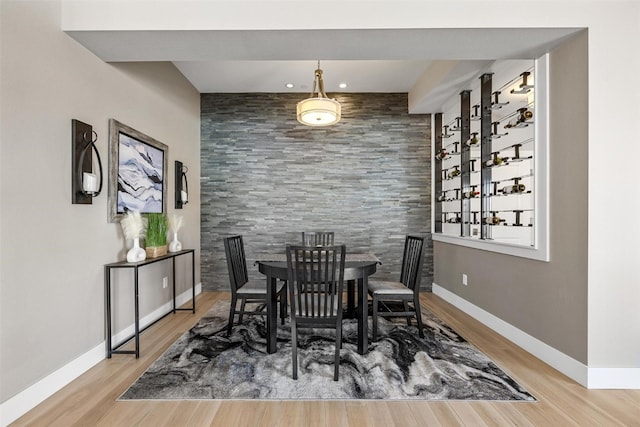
134, 266, 140, 358
191, 251, 196, 313
105, 266, 112, 358
172, 256, 177, 313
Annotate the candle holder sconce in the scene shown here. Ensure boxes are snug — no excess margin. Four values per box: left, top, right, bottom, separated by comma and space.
175, 160, 189, 209
72, 119, 103, 204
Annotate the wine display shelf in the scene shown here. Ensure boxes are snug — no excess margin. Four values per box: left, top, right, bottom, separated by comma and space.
434, 60, 537, 249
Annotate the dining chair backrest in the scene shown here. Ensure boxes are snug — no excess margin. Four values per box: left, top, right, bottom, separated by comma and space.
301, 231, 335, 246
286, 244, 346, 319
399, 235, 425, 292
223, 235, 249, 292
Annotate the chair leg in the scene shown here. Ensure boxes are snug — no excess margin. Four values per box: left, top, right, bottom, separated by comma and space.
285, 288, 289, 320
334, 325, 342, 381
404, 301, 412, 326
227, 295, 237, 337
347, 280, 355, 317
291, 321, 298, 380
414, 294, 425, 338
280, 285, 287, 325
238, 299, 246, 324
372, 296, 379, 341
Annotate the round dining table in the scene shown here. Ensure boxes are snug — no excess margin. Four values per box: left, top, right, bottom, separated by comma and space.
256, 254, 380, 355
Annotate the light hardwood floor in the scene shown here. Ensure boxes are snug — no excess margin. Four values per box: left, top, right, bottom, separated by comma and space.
11, 291, 640, 426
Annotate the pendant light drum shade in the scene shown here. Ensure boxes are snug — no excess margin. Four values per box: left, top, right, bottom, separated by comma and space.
296, 62, 341, 127
296, 97, 341, 126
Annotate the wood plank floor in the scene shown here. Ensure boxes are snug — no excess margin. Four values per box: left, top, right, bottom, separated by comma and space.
11, 291, 640, 426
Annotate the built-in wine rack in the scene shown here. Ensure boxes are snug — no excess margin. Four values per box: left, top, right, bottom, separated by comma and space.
434, 61, 537, 248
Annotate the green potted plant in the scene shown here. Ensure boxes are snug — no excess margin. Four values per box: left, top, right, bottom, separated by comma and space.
144, 213, 167, 258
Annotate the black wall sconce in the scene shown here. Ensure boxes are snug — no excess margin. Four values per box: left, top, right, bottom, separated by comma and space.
175, 160, 189, 209
72, 119, 103, 204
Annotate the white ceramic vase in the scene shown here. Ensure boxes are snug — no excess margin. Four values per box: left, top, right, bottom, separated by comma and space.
127, 237, 147, 262
168, 231, 182, 253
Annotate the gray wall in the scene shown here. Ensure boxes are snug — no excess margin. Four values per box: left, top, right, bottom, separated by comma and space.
0, 1, 201, 403
201, 93, 432, 291
434, 31, 589, 363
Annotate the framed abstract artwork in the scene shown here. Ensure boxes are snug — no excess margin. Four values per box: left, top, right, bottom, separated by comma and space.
108, 119, 168, 222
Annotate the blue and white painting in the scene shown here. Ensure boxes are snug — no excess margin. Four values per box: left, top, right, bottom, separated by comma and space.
117, 132, 164, 214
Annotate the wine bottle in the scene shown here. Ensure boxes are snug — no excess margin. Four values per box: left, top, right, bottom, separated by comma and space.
484, 157, 504, 167
462, 191, 479, 199
504, 108, 533, 129
504, 118, 519, 129
465, 135, 479, 146
435, 149, 448, 160
502, 184, 526, 194
448, 169, 461, 178
484, 216, 502, 225
520, 109, 533, 120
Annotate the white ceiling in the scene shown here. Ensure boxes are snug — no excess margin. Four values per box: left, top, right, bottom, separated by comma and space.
172, 60, 434, 94
66, 27, 581, 113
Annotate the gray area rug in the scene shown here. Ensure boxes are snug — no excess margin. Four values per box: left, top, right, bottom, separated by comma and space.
120, 302, 535, 401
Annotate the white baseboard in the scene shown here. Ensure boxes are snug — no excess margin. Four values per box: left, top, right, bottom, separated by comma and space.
432, 284, 640, 389
588, 368, 640, 389
0, 342, 105, 427
0, 284, 202, 427
432, 283, 589, 386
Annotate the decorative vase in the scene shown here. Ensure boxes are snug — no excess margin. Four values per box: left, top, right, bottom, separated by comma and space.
127, 237, 146, 263
168, 231, 182, 253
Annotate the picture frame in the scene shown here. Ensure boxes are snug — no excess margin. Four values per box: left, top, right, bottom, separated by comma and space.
108, 119, 168, 223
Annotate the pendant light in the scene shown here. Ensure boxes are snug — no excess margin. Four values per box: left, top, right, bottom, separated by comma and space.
296, 61, 341, 127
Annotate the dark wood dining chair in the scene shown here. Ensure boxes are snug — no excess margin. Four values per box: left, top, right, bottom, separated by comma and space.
286, 244, 346, 381
301, 231, 334, 246
301, 231, 339, 292
368, 235, 425, 341
223, 235, 287, 336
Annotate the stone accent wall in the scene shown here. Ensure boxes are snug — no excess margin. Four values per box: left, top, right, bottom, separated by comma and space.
201, 93, 432, 291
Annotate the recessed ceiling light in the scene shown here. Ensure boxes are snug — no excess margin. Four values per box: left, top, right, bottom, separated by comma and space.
339, 83, 347, 89
285, 83, 294, 88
